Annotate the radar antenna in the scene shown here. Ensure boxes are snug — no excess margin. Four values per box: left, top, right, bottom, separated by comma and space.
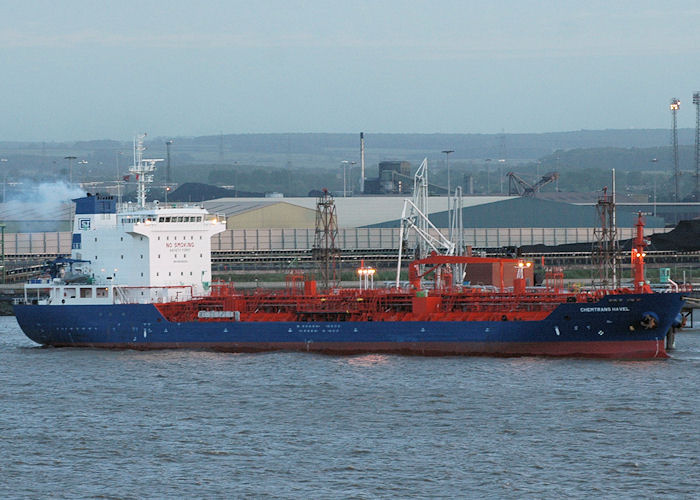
130, 133, 163, 208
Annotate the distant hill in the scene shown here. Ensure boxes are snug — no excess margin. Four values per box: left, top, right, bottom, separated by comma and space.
0, 129, 695, 201
159, 129, 695, 160
1, 129, 694, 161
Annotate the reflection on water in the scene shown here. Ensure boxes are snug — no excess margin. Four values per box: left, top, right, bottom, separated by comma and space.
343, 354, 392, 367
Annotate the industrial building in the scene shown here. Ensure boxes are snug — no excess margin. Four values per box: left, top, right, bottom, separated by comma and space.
366, 197, 667, 229
202, 200, 316, 229
363, 161, 412, 194
0, 195, 679, 257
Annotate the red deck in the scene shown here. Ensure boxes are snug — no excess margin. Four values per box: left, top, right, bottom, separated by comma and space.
156, 284, 616, 324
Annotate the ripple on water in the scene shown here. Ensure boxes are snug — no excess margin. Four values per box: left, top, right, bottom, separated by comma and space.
1, 318, 699, 498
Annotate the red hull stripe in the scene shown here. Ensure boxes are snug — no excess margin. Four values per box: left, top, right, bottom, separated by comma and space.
49, 339, 668, 359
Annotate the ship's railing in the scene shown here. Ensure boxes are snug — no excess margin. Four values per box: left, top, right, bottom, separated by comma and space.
117, 201, 205, 212
113, 285, 194, 304
18, 281, 196, 305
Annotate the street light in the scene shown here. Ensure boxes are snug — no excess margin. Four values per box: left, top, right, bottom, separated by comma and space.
78, 160, 88, 186
498, 158, 506, 194
64, 156, 77, 184
442, 150, 454, 197
341, 160, 356, 197
0, 158, 7, 203
485, 158, 492, 194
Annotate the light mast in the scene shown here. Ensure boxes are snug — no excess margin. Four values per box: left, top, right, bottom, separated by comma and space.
670, 98, 681, 202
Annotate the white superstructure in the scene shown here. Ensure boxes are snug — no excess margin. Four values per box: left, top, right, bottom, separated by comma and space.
24, 134, 225, 306
71, 198, 224, 296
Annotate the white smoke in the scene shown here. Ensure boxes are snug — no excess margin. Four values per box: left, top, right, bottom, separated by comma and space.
30, 181, 86, 214
1, 180, 86, 232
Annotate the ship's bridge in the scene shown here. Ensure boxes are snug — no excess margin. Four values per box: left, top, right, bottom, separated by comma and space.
116, 202, 224, 232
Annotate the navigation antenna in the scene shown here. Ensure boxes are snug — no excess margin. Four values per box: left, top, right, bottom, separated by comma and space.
396, 158, 455, 288
592, 171, 621, 289
130, 133, 163, 208
312, 189, 340, 289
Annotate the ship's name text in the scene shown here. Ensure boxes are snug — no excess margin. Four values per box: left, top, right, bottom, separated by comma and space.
579, 306, 630, 313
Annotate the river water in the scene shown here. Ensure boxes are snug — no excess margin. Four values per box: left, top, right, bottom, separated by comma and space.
1, 315, 699, 499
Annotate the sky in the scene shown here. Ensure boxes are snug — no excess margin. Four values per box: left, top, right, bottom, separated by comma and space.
2, 0, 700, 141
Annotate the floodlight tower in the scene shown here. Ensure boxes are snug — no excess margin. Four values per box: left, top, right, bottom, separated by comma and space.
360, 132, 365, 194
670, 98, 681, 202
694, 92, 700, 199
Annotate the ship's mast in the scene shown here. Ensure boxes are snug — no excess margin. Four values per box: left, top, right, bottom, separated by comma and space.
592, 173, 620, 289
312, 189, 340, 290
631, 212, 651, 293
129, 134, 163, 208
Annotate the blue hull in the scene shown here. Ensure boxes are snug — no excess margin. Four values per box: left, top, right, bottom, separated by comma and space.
13, 293, 685, 359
